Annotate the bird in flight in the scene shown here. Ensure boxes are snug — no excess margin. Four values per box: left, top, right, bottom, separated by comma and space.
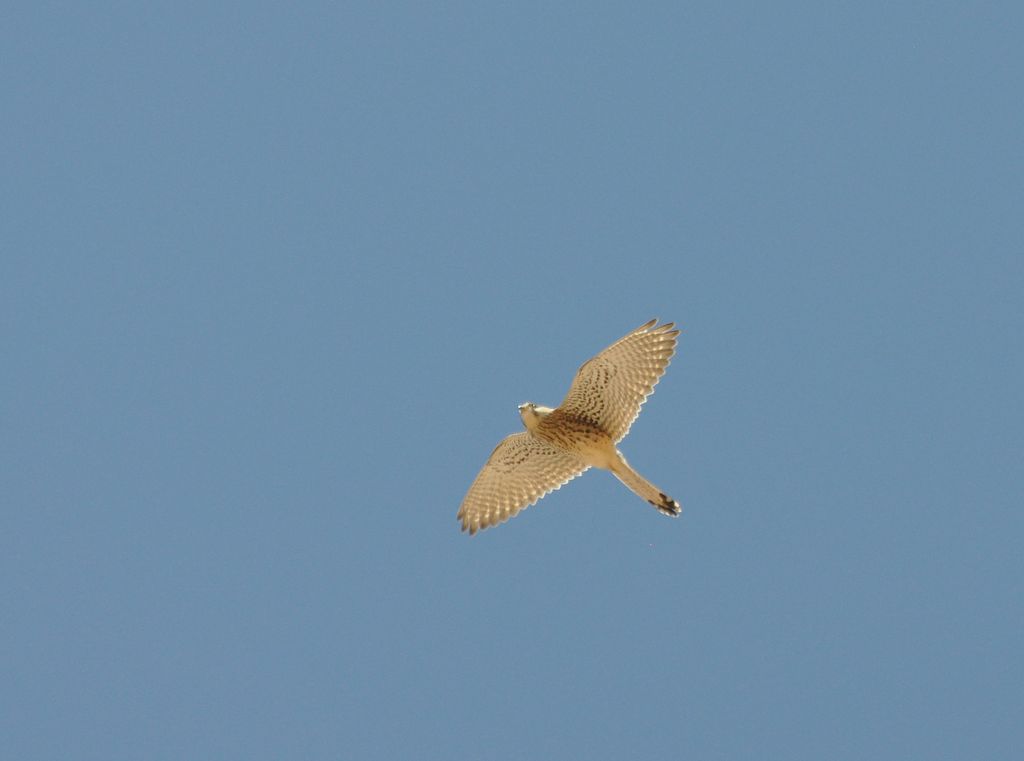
458, 319, 682, 535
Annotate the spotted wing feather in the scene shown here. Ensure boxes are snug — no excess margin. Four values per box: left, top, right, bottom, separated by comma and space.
458, 432, 589, 535
555, 319, 679, 443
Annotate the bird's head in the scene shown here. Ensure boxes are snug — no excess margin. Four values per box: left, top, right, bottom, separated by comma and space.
518, 402, 553, 431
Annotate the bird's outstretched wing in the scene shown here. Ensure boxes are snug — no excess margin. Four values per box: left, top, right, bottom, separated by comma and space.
554, 319, 679, 443
458, 432, 589, 535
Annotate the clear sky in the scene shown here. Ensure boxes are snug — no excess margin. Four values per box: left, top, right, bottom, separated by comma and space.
3, 2, 1022, 759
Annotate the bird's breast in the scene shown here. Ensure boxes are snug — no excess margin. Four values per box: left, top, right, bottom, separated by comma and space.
535, 413, 617, 470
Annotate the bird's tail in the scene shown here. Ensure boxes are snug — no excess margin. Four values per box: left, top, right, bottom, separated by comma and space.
611, 452, 681, 517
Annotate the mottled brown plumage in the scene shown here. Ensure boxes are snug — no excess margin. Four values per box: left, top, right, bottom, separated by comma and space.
458, 320, 682, 535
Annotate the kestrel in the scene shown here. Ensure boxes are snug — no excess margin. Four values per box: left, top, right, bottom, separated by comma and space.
458, 319, 682, 535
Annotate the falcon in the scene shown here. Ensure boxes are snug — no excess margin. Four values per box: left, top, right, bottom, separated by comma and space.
458, 319, 682, 534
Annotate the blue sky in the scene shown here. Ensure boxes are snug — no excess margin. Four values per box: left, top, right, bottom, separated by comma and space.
3, 2, 1022, 759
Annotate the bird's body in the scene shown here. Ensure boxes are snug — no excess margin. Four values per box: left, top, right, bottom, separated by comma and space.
458, 320, 682, 535
521, 404, 614, 468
